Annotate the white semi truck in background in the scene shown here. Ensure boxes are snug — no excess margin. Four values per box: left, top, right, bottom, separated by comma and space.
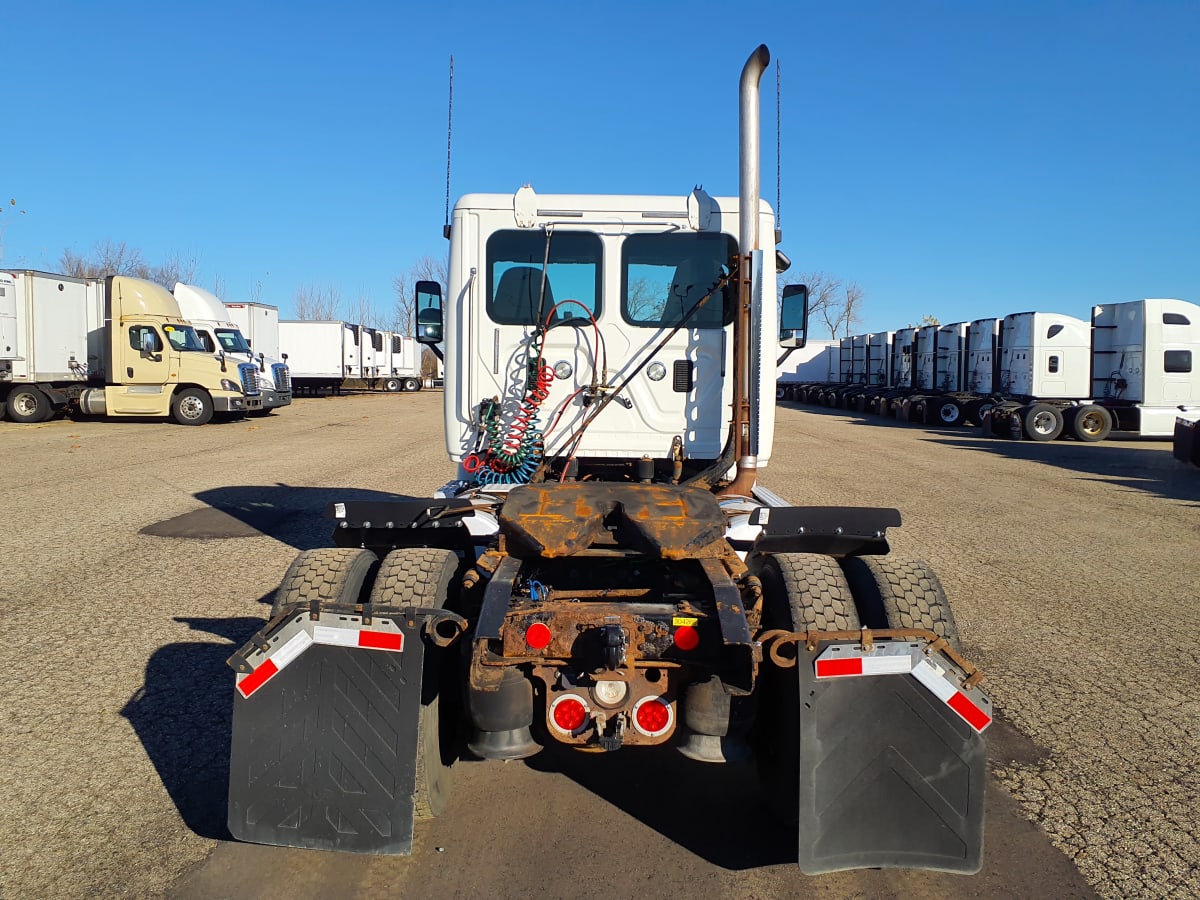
0, 270, 261, 424
173, 284, 292, 413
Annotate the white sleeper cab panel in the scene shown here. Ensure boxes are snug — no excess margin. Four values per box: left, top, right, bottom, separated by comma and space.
1000, 312, 1090, 399
445, 189, 779, 465
966, 318, 1000, 394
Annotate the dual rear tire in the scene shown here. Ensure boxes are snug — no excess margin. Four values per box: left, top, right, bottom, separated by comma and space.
270, 546, 458, 820
752, 552, 962, 824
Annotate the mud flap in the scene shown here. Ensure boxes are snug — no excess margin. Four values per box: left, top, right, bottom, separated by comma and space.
795, 640, 990, 874
227, 610, 431, 854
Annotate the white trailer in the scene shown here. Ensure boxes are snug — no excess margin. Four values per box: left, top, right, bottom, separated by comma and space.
174, 284, 291, 412
384, 332, 423, 392
280, 320, 419, 394
776, 339, 838, 399
224, 301, 281, 361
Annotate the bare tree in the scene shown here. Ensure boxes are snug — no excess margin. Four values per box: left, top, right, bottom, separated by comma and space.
348, 292, 386, 328
60, 240, 149, 279
246, 279, 264, 304
780, 271, 865, 339
392, 255, 448, 336
210, 274, 228, 301
295, 284, 342, 320
151, 252, 201, 290
819, 281, 865, 339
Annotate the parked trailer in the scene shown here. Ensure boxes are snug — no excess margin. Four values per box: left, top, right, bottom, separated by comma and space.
385, 332, 424, 392
225, 46, 991, 876
279, 320, 423, 394
224, 301, 282, 361
174, 284, 292, 413
776, 339, 838, 400
0, 270, 260, 424
985, 300, 1200, 441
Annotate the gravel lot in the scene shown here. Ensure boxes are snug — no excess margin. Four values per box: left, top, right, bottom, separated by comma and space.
1, 392, 1197, 899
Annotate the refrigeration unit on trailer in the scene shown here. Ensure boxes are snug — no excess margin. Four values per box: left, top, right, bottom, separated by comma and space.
0, 270, 260, 424
223, 46, 991, 877
173, 284, 291, 413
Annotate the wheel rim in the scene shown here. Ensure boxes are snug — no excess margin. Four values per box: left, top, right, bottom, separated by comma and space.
13, 393, 39, 416
1079, 411, 1104, 437
179, 395, 206, 420
1031, 410, 1057, 435
939, 403, 959, 423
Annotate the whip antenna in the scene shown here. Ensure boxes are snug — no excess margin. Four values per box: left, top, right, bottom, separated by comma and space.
444, 55, 454, 239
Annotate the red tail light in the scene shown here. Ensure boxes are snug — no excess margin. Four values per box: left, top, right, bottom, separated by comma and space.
549, 695, 589, 734
673, 625, 699, 651
525, 622, 552, 650
632, 696, 673, 737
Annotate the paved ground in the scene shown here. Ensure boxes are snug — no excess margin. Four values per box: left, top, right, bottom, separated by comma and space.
1, 391, 1197, 899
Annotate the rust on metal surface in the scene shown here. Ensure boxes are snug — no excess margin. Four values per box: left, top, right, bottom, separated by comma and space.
756, 626, 985, 687
499, 482, 729, 560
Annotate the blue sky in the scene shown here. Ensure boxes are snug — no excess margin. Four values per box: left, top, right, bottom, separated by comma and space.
2, 1, 1196, 335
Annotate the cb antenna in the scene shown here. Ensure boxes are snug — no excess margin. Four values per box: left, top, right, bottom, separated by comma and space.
444, 55, 454, 239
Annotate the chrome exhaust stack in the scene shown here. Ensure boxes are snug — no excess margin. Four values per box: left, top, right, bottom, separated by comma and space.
725, 43, 770, 498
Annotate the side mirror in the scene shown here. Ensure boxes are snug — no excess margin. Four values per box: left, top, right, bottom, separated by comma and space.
780, 283, 809, 348
141, 330, 164, 360
415, 280, 443, 345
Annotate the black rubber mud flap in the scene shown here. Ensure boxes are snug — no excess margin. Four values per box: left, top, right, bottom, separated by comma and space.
795, 642, 988, 874
227, 613, 427, 854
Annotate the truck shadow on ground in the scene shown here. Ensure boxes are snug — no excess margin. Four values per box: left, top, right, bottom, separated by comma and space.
521, 742, 795, 869
121, 613, 267, 841
927, 436, 1200, 505
783, 403, 1200, 505
190, 486, 428, 550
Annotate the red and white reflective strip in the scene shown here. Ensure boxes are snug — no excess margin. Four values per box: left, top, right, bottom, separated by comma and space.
236, 617, 405, 699
814, 642, 992, 733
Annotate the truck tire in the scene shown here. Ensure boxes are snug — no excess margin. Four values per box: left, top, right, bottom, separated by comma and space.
1021, 402, 1063, 442
753, 552, 859, 825
170, 387, 214, 426
6, 386, 53, 423
402, 377, 421, 392
964, 397, 995, 427
270, 547, 378, 619
383, 377, 402, 392
369, 548, 460, 820
935, 398, 963, 426
1065, 404, 1112, 442
841, 556, 962, 654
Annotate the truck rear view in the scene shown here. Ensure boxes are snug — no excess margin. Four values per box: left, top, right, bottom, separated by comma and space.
225, 45, 991, 875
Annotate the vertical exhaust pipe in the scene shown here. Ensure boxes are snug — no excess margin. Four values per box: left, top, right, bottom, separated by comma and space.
724, 44, 770, 498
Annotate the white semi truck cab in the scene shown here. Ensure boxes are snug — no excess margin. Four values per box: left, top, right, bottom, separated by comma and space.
173, 283, 291, 412
226, 45, 991, 876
